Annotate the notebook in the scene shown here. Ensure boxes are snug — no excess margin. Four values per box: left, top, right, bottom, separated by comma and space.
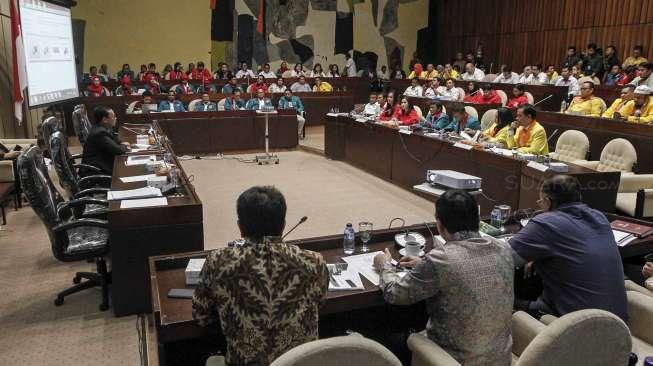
610, 220, 653, 238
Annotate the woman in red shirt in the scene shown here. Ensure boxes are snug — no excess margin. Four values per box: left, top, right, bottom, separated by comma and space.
378, 91, 401, 121
191, 61, 213, 83
393, 96, 420, 125
249, 75, 269, 93
466, 83, 502, 104
506, 84, 529, 109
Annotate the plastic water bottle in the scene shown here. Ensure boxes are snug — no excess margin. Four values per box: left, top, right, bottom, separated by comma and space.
491, 208, 503, 228
343, 223, 355, 254
560, 100, 567, 112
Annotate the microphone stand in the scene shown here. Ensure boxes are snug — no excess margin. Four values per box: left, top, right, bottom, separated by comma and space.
281, 216, 308, 240
533, 94, 553, 107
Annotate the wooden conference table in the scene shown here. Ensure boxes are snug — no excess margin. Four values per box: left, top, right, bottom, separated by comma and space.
325, 115, 620, 215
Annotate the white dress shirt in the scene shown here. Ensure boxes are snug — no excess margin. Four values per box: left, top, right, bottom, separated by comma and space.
518, 74, 534, 84
535, 72, 548, 84
346, 58, 357, 77
424, 87, 444, 98
461, 68, 485, 81
236, 69, 256, 78
290, 70, 306, 77
555, 76, 580, 96
259, 71, 277, 78
364, 102, 381, 116
308, 71, 326, 78
440, 87, 460, 101
268, 84, 287, 93
493, 73, 520, 83
404, 86, 423, 97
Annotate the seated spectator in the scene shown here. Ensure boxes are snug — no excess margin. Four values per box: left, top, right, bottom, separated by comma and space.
374, 189, 514, 365
378, 91, 401, 121
214, 62, 234, 80
462, 81, 479, 100
622, 45, 648, 69
506, 84, 529, 109
532, 64, 547, 84
224, 90, 247, 111
98, 64, 113, 81
466, 83, 501, 104
561, 46, 581, 69
480, 107, 515, 148
461, 62, 485, 81
363, 92, 381, 116
584, 43, 604, 79
510, 175, 628, 321
309, 63, 326, 78
143, 63, 160, 82
440, 103, 480, 132
379, 65, 390, 80
407, 63, 423, 79
196, 83, 217, 94
564, 81, 603, 117
176, 75, 196, 94
245, 88, 273, 110
629, 62, 653, 89
390, 96, 420, 126
83, 65, 103, 83
144, 77, 161, 95
327, 64, 340, 78
136, 64, 148, 81
312, 77, 333, 92
440, 78, 461, 101
167, 62, 184, 80
235, 62, 256, 79
276, 61, 290, 77
186, 62, 196, 78
618, 65, 637, 86
268, 78, 287, 93
512, 105, 548, 155
518, 65, 534, 84
628, 85, 653, 124
158, 91, 186, 112
545, 65, 559, 84
86, 76, 110, 97
116, 63, 134, 81
555, 66, 580, 96
493, 65, 520, 83
193, 186, 328, 366
116, 75, 135, 96
571, 64, 584, 79
290, 63, 306, 78
403, 78, 423, 97
604, 65, 627, 86
345, 51, 357, 76
441, 63, 459, 80
249, 75, 269, 93
130, 92, 155, 114
290, 75, 312, 93
162, 64, 173, 80
221, 77, 242, 95
420, 100, 449, 129
278, 89, 305, 138
602, 86, 635, 119
190, 61, 213, 83
603, 45, 621, 76
422, 64, 438, 80
193, 93, 217, 112
424, 78, 444, 98
254, 63, 274, 79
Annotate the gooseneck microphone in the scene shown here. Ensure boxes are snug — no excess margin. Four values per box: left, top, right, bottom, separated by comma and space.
533, 94, 553, 107
281, 216, 308, 240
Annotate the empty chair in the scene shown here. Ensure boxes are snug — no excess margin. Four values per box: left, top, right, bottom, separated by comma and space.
72, 104, 92, 144
408, 309, 632, 366
455, 87, 465, 101
482, 74, 497, 82
217, 98, 227, 111
626, 290, 653, 364
188, 99, 202, 111
549, 130, 589, 163
616, 173, 653, 218
40, 116, 61, 156
480, 109, 498, 130
464, 106, 478, 120
625, 280, 653, 298
575, 138, 637, 173
495, 89, 508, 106
413, 105, 423, 120
18, 146, 111, 311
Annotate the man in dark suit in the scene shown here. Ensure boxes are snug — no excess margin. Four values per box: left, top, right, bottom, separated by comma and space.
80, 106, 130, 177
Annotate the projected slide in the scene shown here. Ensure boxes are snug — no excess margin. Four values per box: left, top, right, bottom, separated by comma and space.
20, 0, 79, 106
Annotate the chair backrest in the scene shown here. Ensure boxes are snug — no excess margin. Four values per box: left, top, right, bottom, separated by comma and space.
50, 131, 78, 195
103, 87, 111, 96
578, 76, 595, 85
524, 91, 534, 104
483, 73, 497, 82
169, 84, 179, 93
40, 116, 61, 154
496, 89, 508, 106
464, 106, 478, 120
247, 84, 255, 93
126, 101, 139, 114
553, 130, 590, 163
217, 98, 226, 111
480, 109, 498, 130
269, 334, 402, 366
516, 309, 631, 366
282, 70, 293, 78
456, 87, 466, 101
597, 138, 637, 173
413, 105, 423, 119
72, 105, 92, 144
188, 99, 202, 111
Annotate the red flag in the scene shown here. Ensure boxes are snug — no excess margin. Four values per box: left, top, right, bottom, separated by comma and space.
210, 0, 216, 10
256, 0, 264, 34
10, 0, 27, 124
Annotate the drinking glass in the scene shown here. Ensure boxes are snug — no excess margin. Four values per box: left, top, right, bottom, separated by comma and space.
358, 222, 373, 253
498, 204, 511, 232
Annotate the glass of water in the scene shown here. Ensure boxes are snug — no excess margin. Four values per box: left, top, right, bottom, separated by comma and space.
358, 222, 373, 253
498, 204, 511, 232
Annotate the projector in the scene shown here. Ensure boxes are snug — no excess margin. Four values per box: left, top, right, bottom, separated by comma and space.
426, 170, 482, 190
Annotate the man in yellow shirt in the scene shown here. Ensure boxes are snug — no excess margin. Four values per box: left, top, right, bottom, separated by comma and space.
602, 86, 635, 119
564, 81, 604, 117
312, 77, 333, 92
422, 64, 439, 80
513, 105, 549, 155
622, 45, 648, 69
628, 85, 653, 124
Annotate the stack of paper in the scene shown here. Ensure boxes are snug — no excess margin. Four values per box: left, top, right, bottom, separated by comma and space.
342, 251, 384, 286
613, 230, 637, 247
108, 186, 162, 201
119, 174, 156, 183
119, 197, 168, 209
125, 155, 156, 166
327, 265, 365, 291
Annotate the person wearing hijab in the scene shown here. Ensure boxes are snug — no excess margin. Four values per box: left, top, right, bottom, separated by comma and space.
408, 63, 424, 79
117, 75, 134, 96
86, 76, 110, 97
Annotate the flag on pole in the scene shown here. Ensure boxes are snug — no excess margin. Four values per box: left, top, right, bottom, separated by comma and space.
10, 0, 27, 125
256, 0, 264, 34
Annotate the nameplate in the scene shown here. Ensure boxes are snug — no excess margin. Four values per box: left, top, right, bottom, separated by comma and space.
398, 129, 412, 135
527, 160, 549, 172
453, 142, 473, 150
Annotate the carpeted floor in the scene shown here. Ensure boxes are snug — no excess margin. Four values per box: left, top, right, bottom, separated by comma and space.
0, 128, 434, 365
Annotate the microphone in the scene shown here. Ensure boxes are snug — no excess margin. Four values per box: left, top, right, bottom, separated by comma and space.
281, 216, 308, 240
547, 128, 560, 143
468, 89, 481, 96
533, 94, 553, 107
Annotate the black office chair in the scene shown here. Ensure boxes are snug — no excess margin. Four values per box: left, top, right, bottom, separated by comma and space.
72, 105, 92, 145
18, 146, 111, 311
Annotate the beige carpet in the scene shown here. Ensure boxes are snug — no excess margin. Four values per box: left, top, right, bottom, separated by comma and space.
299, 125, 325, 152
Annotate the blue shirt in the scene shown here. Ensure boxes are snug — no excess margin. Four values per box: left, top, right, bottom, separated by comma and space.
440, 114, 480, 133
224, 98, 247, 111
509, 203, 628, 321
420, 112, 449, 129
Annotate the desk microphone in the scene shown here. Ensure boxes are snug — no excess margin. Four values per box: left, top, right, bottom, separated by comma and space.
533, 94, 553, 107
120, 126, 142, 134
468, 89, 481, 96
281, 216, 308, 240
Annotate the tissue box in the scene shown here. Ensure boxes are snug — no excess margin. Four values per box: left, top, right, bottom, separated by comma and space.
147, 175, 168, 190
549, 162, 569, 172
185, 258, 206, 285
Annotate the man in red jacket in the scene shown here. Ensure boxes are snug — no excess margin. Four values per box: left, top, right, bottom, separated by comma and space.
466, 83, 502, 104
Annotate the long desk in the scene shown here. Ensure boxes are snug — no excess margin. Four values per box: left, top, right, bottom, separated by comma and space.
537, 111, 653, 173
325, 115, 620, 215
109, 123, 204, 316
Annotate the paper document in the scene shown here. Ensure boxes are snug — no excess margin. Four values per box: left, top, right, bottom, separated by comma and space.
613, 230, 637, 247
342, 251, 384, 286
119, 174, 156, 183
120, 197, 168, 209
108, 186, 162, 201
327, 266, 365, 291
125, 155, 156, 166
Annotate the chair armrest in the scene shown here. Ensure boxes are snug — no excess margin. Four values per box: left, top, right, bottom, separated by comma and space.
626, 291, 653, 345
573, 160, 600, 170
539, 314, 558, 325
511, 311, 546, 357
625, 280, 653, 298
57, 197, 108, 218
0, 160, 14, 182
52, 218, 109, 233
71, 153, 83, 160
619, 174, 653, 193
73, 163, 103, 173
549, 152, 561, 160
78, 175, 112, 189
407, 332, 461, 366
72, 187, 110, 199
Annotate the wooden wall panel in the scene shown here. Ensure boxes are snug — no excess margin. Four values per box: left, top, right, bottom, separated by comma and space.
434, 0, 653, 71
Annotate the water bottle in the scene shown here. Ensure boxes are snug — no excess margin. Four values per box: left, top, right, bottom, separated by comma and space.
490, 208, 503, 228
343, 223, 355, 254
643, 356, 652, 366
169, 167, 178, 187
560, 100, 567, 112
634, 109, 642, 123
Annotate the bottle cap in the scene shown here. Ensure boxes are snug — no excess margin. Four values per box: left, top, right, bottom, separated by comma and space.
346, 223, 352, 227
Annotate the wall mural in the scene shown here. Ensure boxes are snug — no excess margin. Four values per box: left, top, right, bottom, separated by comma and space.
210, 0, 428, 72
